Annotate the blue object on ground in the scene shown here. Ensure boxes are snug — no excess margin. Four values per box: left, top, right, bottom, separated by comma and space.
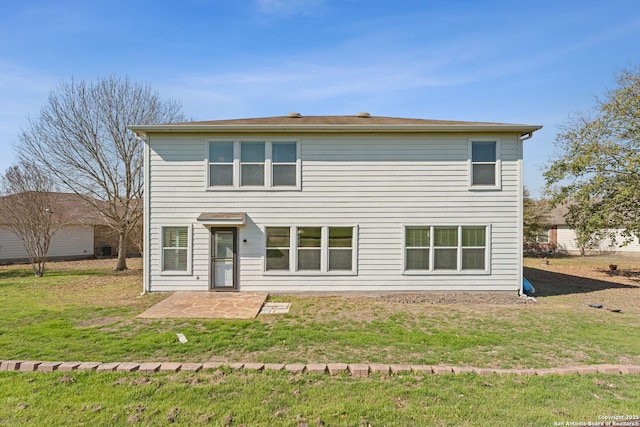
522, 277, 535, 296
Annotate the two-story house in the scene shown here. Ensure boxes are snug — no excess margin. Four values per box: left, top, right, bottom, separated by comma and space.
129, 114, 541, 294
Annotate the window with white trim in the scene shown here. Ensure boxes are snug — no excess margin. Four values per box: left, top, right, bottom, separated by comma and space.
405, 227, 430, 271
272, 142, 297, 186
162, 226, 190, 272
209, 142, 234, 186
404, 225, 488, 273
297, 227, 322, 270
265, 226, 356, 273
207, 141, 299, 189
265, 227, 290, 270
241, 142, 265, 186
470, 140, 500, 188
329, 227, 353, 271
534, 229, 550, 243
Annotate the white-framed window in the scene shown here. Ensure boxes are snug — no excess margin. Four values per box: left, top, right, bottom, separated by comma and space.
328, 227, 353, 271
209, 141, 234, 186
272, 142, 298, 186
207, 140, 300, 189
265, 227, 290, 270
264, 226, 357, 274
241, 142, 265, 186
535, 229, 550, 243
161, 225, 191, 274
405, 226, 430, 271
297, 226, 322, 270
469, 139, 501, 189
404, 225, 489, 273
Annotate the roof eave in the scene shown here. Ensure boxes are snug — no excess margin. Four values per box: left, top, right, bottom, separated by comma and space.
129, 124, 543, 138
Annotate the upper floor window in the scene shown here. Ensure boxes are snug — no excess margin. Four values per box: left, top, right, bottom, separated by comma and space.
209, 142, 234, 186
208, 141, 300, 189
241, 142, 265, 186
272, 142, 297, 186
469, 140, 500, 189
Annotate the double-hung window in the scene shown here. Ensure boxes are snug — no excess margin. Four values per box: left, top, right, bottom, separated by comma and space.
328, 227, 353, 271
405, 225, 488, 273
265, 226, 356, 273
470, 140, 500, 188
241, 142, 265, 186
405, 227, 430, 271
461, 226, 486, 270
434, 227, 458, 270
297, 227, 322, 270
209, 142, 234, 186
265, 227, 290, 270
162, 226, 190, 273
272, 142, 297, 186
207, 141, 299, 189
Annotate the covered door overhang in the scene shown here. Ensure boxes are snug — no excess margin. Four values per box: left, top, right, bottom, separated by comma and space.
197, 212, 247, 226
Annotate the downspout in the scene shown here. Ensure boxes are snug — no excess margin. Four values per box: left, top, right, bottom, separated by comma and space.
517, 132, 531, 296
136, 133, 150, 296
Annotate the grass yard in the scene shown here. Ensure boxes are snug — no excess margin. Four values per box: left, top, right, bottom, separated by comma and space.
2, 370, 640, 426
1, 254, 639, 425
1, 257, 639, 367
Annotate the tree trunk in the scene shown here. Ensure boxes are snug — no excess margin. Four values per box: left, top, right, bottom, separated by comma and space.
115, 229, 128, 271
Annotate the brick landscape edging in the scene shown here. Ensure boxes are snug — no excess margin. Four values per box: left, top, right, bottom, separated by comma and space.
2, 360, 640, 376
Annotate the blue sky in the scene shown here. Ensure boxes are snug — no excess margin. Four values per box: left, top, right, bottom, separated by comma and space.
1, 0, 640, 197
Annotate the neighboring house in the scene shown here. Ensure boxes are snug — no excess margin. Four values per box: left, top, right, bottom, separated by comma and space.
0, 192, 140, 263
129, 114, 541, 293
545, 204, 640, 254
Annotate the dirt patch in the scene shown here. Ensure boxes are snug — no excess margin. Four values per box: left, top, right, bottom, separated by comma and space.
524, 255, 640, 313
375, 291, 526, 305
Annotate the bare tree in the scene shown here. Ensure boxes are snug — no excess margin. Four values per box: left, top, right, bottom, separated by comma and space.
0, 162, 61, 276
16, 76, 187, 270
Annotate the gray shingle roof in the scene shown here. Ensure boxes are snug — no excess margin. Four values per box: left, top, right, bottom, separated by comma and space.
129, 114, 542, 136
172, 115, 517, 126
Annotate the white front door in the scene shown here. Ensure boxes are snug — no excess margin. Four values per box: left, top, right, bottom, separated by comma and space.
211, 228, 237, 290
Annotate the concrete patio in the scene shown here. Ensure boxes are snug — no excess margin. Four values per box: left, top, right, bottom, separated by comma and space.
137, 291, 269, 319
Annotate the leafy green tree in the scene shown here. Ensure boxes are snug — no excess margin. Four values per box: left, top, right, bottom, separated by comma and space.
563, 200, 609, 256
523, 187, 550, 244
544, 67, 640, 246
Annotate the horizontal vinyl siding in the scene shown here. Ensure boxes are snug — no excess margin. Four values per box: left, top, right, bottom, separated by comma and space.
557, 226, 640, 253
0, 225, 94, 260
146, 133, 523, 292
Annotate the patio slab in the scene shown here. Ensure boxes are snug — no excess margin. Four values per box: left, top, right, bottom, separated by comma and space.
137, 292, 268, 319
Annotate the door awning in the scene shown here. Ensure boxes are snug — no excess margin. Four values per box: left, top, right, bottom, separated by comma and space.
197, 212, 247, 226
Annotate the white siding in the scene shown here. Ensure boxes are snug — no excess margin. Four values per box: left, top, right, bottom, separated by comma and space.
146, 133, 524, 292
557, 226, 640, 253
0, 225, 94, 261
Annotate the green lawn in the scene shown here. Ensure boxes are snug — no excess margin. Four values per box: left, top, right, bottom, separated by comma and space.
1, 256, 639, 425
1, 258, 639, 367
2, 370, 640, 426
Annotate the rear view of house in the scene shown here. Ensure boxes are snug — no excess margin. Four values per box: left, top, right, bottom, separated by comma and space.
130, 114, 541, 293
